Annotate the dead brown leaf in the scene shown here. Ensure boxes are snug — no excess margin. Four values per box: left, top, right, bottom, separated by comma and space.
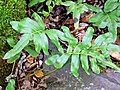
34, 70, 44, 78
116, 37, 120, 45
26, 56, 35, 64
110, 51, 120, 61
81, 13, 94, 22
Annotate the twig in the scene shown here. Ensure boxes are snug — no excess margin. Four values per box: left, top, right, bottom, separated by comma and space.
44, 69, 58, 76
10, 61, 16, 75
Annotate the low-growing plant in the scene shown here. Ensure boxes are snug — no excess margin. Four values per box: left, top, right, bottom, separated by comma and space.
3, 0, 120, 84
29, 0, 62, 17
85, 0, 120, 40
6, 79, 15, 90
3, 12, 64, 61
45, 26, 120, 79
61, 0, 88, 29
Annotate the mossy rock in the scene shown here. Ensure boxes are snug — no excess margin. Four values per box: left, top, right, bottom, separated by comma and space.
0, 0, 26, 57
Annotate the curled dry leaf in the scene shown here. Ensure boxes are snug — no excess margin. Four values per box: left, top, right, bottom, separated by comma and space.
81, 13, 94, 22
34, 70, 44, 78
116, 37, 120, 45
26, 56, 35, 64
110, 51, 120, 61
20, 73, 25, 78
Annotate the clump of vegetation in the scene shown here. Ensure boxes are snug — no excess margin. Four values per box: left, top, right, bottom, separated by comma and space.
0, 0, 26, 57
3, 0, 120, 89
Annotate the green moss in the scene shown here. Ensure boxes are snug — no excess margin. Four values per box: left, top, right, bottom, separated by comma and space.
0, 0, 26, 57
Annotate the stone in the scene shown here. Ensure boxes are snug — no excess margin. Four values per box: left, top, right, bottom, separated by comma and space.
45, 65, 120, 90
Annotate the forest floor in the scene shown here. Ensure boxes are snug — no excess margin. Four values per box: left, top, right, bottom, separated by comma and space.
0, 0, 120, 90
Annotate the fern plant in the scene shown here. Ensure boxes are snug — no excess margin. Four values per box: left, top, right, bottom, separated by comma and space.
85, 0, 120, 40
3, 12, 64, 61
3, 0, 120, 81
6, 79, 15, 90
45, 26, 120, 79
29, 0, 62, 17
61, 0, 88, 29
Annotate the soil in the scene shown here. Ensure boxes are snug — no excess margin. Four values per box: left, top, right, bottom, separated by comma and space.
0, 58, 12, 90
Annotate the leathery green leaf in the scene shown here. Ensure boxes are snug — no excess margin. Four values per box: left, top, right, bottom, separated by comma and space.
7, 53, 20, 63
46, 0, 52, 5
53, 30, 68, 42
40, 33, 49, 55
45, 54, 60, 65
46, 29, 64, 53
71, 54, 80, 77
89, 13, 104, 23
61, 26, 72, 38
84, 3, 102, 13
6, 79, 15, 90
18, 18, 39, 34
67, 4, 76, 14
28, 0, 45, 7
24, 46, 39, 57
54, 54, 70, 69
10, 21, 19, 32
104, 1, 119, 12
90, 58, 100, 74
67, 45, 73, 53
61, 26, 78, 45
32, 12, 45, 30
82, 27, 94, 45
34, 33, 49, 55
100, 60, 120, 72
94, 32, 113, 46
61, 1, 75, 6
80, 54, 90, 75
33, 34, 42, 53
7, 37, 16, 47
3, 34, 30, 59
88, 51, 104, 60
73, 44, 82, 53
107, 44, 120, 52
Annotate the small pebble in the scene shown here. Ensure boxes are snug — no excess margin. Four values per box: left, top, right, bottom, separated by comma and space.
0, 86, 2, 90
89, 83, 94, 86
101, 87, 105, 90
69, 84, 71, 87
38, 60, 43, 67
84, 86, 91, 90
81, 84, 85, 87
23, 80, 31, 89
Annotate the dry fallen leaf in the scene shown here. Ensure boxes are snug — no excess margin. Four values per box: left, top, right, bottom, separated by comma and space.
23, 80, 31, 89
34, 70, 44, 78
110, 51, 120, 61
116, 37, 120, 45
26, 56, 35, 64
81, 13, 94, 22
